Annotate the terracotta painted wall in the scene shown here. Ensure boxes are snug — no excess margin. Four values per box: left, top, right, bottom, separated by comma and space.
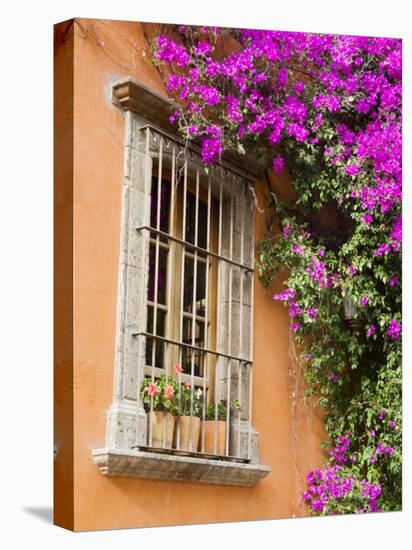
54, 18, 326, 532
54, 19, 74, 531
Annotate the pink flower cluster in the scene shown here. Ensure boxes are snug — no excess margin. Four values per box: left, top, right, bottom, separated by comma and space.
302, 465, 355, 513
366, 324, 376, 338
386, 318, 401, 340
303, 434, 383, 514
157, 36, 190, 67
306, 258, 328, 288
201, 137, 223, 164
359, 480, 382, 513
329, 434, 351, 464
360, 294, 369, 307
273, 288, 296, 301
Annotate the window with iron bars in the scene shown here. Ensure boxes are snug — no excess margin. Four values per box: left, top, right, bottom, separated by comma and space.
92, 80, 271, 485
131, 125, 256, 462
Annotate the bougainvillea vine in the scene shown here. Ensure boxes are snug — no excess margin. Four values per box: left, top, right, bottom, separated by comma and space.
152, 25, 402, 515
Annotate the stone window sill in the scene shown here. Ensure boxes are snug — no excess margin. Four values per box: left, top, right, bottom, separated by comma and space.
92, 448, 271, 487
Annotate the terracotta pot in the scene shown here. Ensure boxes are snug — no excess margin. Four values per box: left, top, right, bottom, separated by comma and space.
148, 411, 175, 448
202, 420, 226, 455
175, 416, 200, 452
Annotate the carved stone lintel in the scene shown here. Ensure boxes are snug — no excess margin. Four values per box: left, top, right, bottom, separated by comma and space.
112, 77, 268, 178
113, 78, 173, 127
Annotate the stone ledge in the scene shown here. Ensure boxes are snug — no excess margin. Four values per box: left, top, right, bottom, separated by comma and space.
92, 448, 271, 487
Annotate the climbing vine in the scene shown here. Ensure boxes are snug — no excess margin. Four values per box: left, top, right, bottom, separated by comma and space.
152, 25, 402, 514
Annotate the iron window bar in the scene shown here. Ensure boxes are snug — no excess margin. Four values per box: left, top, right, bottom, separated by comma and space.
147, 135, 164, 447
135, 225, 253, 273
138, 123, 256, 183
200, 174, 211, 453
133, 331, 252, 366
176, 157, 188, 451
135, 126, 151, 447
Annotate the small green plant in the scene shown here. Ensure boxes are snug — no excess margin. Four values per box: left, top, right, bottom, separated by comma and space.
176, 383, 204, 417
205, 399, 240, 421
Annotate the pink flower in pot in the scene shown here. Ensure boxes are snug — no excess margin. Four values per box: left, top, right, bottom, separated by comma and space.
174, 363, 183, 375
164, 385, 175, 400
145, 383, 159, 397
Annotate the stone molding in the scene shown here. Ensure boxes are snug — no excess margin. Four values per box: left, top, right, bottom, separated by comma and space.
93, 448, 270, 487
112, 77, 268, 179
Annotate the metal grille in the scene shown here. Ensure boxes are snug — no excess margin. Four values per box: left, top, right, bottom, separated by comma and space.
132, 125, 255, 462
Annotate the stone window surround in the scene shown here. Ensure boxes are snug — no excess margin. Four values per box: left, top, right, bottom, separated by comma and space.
92, 78, 271, 486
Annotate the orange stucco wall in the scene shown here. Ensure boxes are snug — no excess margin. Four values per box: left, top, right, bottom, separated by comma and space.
54, 18, 326, 532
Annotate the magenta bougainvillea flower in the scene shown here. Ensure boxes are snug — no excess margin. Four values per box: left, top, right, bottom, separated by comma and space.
273, 288, 296, 301
360, 295, 369, 307
386, 319, 401, 340
291, 244, 304, 254
389, 276, 399, 287
366, 324, 376, 338
272, 155, 285, 175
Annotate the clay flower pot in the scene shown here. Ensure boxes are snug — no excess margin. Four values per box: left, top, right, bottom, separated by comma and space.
148, 410, 175, 448
176, 415, 200, 452
203, 420, 226, 455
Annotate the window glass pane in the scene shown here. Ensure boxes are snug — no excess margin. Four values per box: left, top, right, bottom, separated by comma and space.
147, 244, 168, 305
150, 177, 170, 235
183, 256, 206, 317
146, 306, 166, 368
185, 191, 208, 250
182, 318, 206, 377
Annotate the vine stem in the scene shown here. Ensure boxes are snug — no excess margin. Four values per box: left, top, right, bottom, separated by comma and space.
288, 327, 315, 515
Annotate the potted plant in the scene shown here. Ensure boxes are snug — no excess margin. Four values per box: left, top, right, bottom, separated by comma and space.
174, 382, 203, 452
202, 399, 240, 455
140, 375, 178, 449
